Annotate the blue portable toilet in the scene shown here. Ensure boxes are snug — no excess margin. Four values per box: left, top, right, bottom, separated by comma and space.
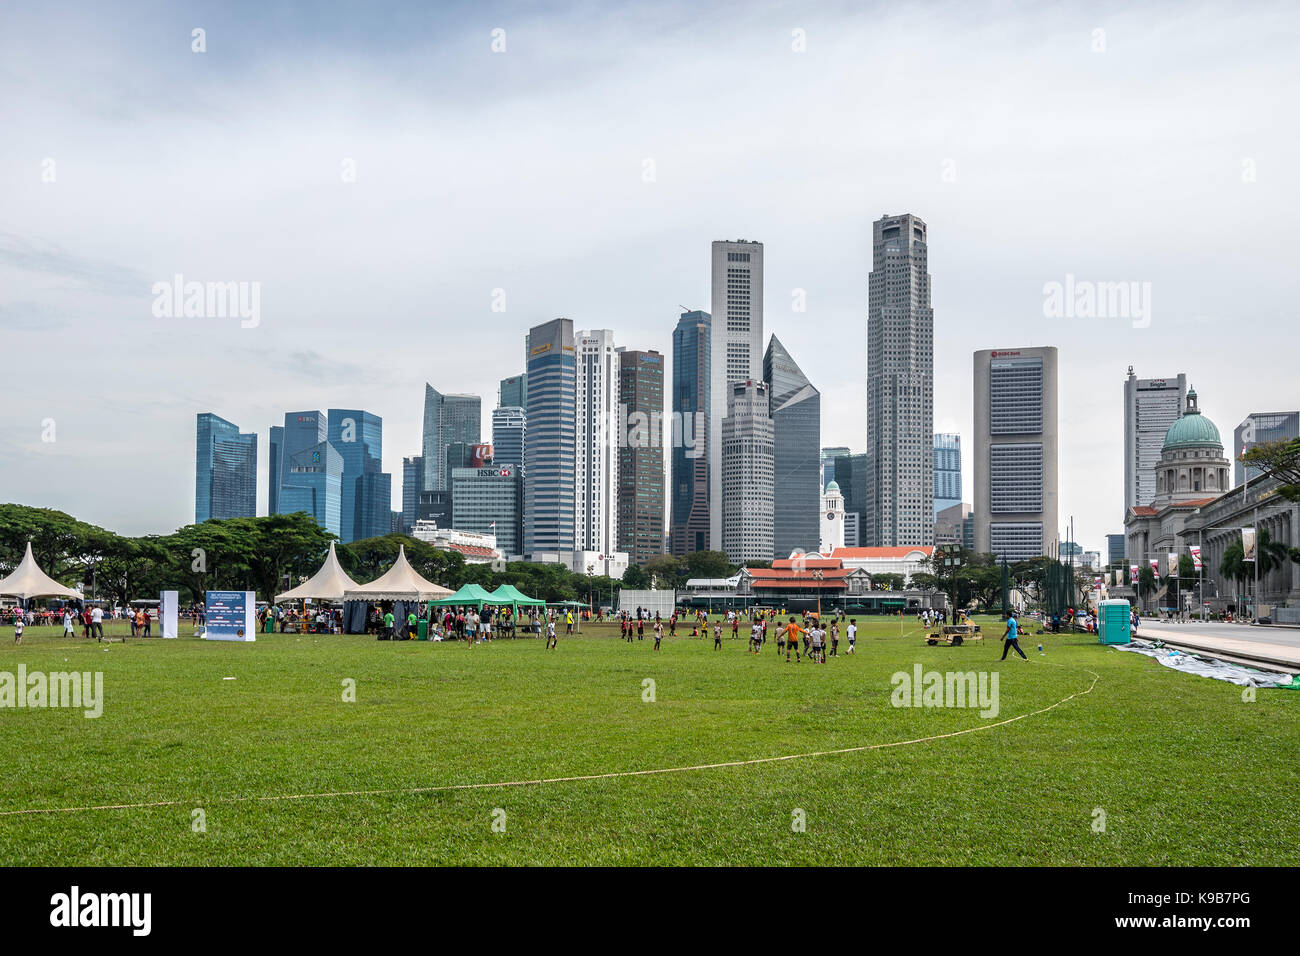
1097, 599, 1132, 645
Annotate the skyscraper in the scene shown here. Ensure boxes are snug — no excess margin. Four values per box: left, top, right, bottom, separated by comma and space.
1106, 533, 1126, 566
272, 410, 327, 522
499, 374, 527, 410
670, 310, 711, 556
721, 380, 773, 563
709, 240, 764, 550
618, 348, 665, 566
401, 456, 423, 532
452, 464, 523, 556
195, 413, 257, 523
1234, 411, 1300, 486
831, 451, 869, 548
933, 433, 962, 517
865, 213, 934, 546
421, 387, 480, 492
973, 347, 1059, 562
821, 447, 850, 490
327, 408, 390, 542
267, 425, 283, 515
491, 406, 526, 470
1123, 368, 1186, 511
764, 335, 820, 560
279, 439, 344, 537
575, 329, 620, 557
523, 318, 576, 553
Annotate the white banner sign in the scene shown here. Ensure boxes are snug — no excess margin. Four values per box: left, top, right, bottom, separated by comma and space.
160, 590, 178, 639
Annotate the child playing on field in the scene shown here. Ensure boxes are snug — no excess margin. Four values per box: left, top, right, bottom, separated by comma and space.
713, 621, 723, 650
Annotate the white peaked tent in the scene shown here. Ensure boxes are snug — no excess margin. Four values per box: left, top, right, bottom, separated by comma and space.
343, 545, 454, 602
0, 542, 84, 600
275, 541, 360, 603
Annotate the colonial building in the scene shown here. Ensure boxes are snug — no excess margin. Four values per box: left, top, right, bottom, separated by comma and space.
820, 481, 846, 553
1181, 474, 1300, 616
1124, 387, 1232, 610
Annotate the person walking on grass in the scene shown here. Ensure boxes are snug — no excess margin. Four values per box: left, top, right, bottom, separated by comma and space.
713, 620, 723, 651
62, 608, 75, 639
653, 620, 663, 651
1000, 613, 1027, 661
846, 618, 857, 654
546, 618, 558, 650
13, 610, 24, 645
829, 620, 839, 657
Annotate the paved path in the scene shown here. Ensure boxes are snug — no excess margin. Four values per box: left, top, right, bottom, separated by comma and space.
1135, 619, 1300, 672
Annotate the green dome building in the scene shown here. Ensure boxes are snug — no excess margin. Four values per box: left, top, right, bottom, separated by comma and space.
1155, 388, 1230, 502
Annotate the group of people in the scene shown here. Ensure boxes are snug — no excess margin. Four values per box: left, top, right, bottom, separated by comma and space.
612, 608, 861, 664
7, 603, 147, 644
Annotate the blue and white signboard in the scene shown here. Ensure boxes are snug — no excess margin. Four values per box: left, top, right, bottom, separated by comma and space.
204, 590, 257, 642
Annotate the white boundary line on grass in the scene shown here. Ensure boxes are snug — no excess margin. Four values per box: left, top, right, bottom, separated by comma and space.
0, 656, 1099, 817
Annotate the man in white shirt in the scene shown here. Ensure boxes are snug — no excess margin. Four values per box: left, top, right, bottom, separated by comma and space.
90, 605, 104, 642
846, 619, 857, 654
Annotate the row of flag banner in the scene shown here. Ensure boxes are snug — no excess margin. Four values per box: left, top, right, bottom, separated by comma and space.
1103, 528, 1256, 587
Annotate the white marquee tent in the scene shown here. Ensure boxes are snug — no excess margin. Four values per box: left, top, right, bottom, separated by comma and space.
342, 545, 453, 602
275, 541, 360, 603
0, 542, 84, 600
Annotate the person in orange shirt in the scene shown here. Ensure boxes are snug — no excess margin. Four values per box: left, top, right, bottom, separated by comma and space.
135, 607, 146, 638
780, 617, 803, 663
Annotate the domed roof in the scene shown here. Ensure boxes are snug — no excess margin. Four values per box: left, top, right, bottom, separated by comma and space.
1163, 387, 1222, 451
825, 480, 841, 494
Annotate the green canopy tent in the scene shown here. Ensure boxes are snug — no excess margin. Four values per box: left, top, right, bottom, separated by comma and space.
485, 584, 546, 636
428, 583, 495, 611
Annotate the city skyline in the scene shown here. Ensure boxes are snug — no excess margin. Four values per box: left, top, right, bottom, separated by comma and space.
4, 1, 1297, 559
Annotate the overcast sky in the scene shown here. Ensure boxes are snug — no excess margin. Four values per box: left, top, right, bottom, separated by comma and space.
2, 0, 1297, 555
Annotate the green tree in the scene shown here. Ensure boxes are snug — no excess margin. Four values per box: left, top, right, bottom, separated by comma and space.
1241, 438, 1300, 502
682, 550, 734, 579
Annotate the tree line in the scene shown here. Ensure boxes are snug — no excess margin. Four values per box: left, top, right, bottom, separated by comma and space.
0, 505, 618, 605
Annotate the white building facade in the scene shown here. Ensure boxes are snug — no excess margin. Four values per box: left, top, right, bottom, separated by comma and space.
575, 329, 620, 558
820, 481, 846, 554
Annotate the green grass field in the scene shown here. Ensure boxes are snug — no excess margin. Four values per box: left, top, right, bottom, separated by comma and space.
1, 614, 1297, 865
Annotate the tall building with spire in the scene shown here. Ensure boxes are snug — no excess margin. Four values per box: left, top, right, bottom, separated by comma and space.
865, 214, 933, 546
764, 335, 820, 560
709, 240, 764, 550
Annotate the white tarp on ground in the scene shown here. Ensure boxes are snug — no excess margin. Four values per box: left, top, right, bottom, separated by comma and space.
0, 542, 83, 600
617, 589, 677, 618
1114, 638, 1293, 687
276, 541, 360, 602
